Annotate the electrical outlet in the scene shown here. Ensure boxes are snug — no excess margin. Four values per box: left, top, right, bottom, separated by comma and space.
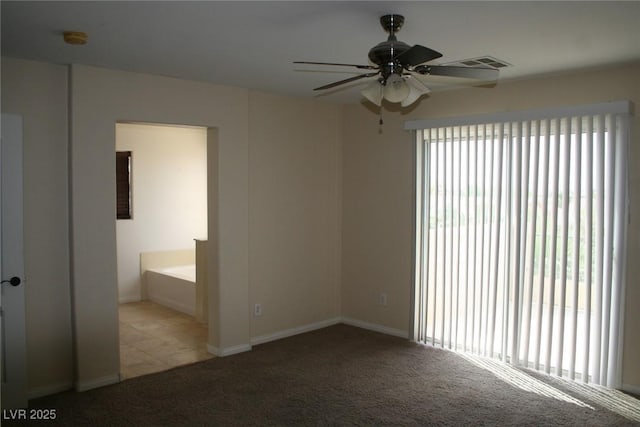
379, 292, 387, 306
254, 303, 262, 317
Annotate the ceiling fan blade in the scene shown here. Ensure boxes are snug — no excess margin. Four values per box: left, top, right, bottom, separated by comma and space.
294, 61, 378, 70
313, 73, 379, 91
405, 74, 431, 92
395, 45, 443, 67
415, 65, 498, 80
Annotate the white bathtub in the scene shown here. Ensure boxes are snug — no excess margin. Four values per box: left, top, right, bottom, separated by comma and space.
146, 264, 196, 316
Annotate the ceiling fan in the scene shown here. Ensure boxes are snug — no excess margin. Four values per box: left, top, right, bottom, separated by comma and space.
295, 14, 499, 107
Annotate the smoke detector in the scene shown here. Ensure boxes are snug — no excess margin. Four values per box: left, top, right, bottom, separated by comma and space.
63, 31, 88, 45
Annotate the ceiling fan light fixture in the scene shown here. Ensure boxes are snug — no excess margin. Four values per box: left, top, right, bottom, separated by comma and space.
400, 86, 422, 107
361, 81, 383, 106
401, 78, 431, 107
383, 74, 410, 103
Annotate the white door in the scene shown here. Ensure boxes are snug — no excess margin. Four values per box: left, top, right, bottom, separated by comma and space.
1, 114, 27, 409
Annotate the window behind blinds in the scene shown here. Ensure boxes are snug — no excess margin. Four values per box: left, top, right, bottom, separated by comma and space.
408, 101, 631, 388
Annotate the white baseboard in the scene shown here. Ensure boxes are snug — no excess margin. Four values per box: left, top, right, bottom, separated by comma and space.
622, 383, 640, 396
75, 374, 120, 392
340, 317, 409, 339
251, 317, 342, 346
207, 343, 252, 357
206, 318, 342, 357
148, 296, 195, 316
118, 295, 141, 304
28, 381, 73, 399
207, 317, 406, 357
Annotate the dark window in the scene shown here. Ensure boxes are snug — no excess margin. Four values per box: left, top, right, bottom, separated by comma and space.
116, 151, 132, 219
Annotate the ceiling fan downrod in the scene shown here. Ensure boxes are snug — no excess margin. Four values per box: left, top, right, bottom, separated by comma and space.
369, 14, 410, 81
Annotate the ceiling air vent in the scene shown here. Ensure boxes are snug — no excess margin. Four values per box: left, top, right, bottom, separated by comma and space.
446, 56, 511, 70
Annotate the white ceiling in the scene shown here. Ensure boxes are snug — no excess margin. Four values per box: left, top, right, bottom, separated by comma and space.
2, 1, 639, 104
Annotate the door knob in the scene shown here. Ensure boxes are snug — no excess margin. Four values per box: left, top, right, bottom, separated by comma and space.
1, 276, 21, 286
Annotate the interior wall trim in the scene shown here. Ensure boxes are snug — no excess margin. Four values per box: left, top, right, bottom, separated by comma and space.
250, 317, 342, 346
28, 381, 74, 400
207, 343, 252, 357
340, 317, 409, 339
75, 374, 120, 392
622, 383, 640, 396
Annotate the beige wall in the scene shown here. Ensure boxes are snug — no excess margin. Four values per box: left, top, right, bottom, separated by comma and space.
342, 104, 414, 333
115, 123, 207, 303
341, 62, 640, 388
248, 91, 342, 338
1, 57, 345, 394
1, 58, 74, 397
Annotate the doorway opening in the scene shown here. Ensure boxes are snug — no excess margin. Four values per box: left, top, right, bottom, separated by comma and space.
114, 122, 212, 379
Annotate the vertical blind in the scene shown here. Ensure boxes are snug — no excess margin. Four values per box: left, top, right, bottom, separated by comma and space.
407, 101, 631, 388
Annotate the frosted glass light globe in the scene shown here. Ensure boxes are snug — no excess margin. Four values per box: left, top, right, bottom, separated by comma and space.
401, 78, 431, 107
361, 81, 383, 106
383, 74, 410, 103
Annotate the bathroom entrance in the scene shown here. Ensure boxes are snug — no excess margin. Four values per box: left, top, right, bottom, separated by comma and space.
114, 122, 211, 379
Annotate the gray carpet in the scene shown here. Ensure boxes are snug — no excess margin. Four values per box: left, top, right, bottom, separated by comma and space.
23, 324, 640, 425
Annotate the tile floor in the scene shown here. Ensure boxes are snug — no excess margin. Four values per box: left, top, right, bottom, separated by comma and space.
119, 301, 213, 380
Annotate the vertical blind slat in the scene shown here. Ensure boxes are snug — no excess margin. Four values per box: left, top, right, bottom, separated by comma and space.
476, 129, 484, 354
416, 134, 422, 342
483, 124, 495, 356
516, 121, 530, 364
593, 114, 605, 383
471, 126, 480, 353
556, 116, 572, 376
582, 116, 594, 383
489, 122, 504, 358
534, 119, 551, 370
463, 126, 472, 352
522, 120, 540, 367
545, 118, 561, 374
432, 128, 439, 347
609, 114, 628, 388
502, 123, 511, 361
569, 117, 582, 380
419, 132, 428, 342
445, 128, 456, 348
511, 122, 522, 364
423, 136, 430, 343
449, 127, 462, 349
441, 127, 449, 347
601, 114, 615, 385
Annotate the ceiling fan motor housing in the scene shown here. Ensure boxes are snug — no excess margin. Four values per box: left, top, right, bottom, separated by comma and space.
369, 14, 410, 81
380, 14, 404, 34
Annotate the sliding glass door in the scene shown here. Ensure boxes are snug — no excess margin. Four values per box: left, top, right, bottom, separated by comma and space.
410, 102, 630, 388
